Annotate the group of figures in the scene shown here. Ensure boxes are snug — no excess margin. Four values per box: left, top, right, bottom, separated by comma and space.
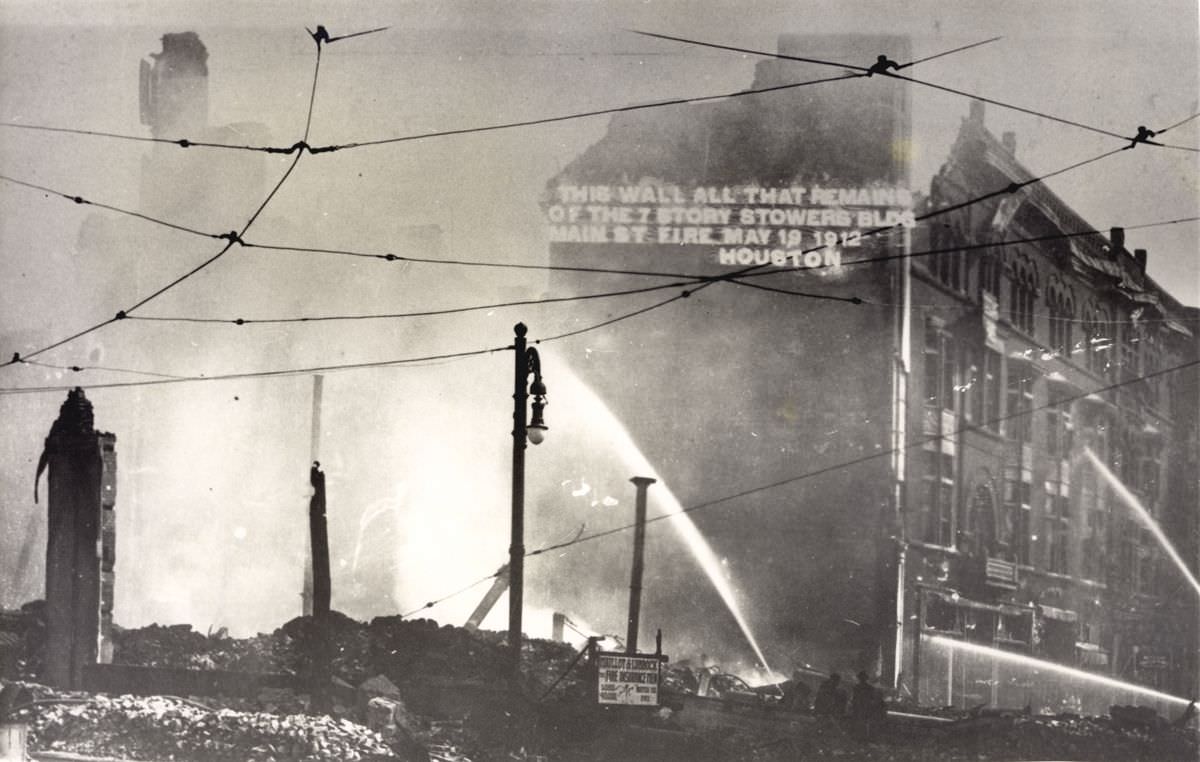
783, 670, 889, 736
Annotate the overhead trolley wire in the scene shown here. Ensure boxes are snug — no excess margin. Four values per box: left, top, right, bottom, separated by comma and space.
125, 279, 711, 325
0, 72, 861, 157
309, 72, 863, 152
400, 573, 498, 619
523, 356, 1200, 560
311, 330, 1200, 620
631, 30, 1200, 152
900, 37, 1004, 68
0, 174, 224, 240
240, 240, 703, 279
686, 143, 1134, 305
1, 344, 508, 395
0, 25, 341, 370
0, 121, 281, 153
0, 287, 696, 395
242, 212, 1198, 286
4, 148, 1179, 383
17, 357, 190, 380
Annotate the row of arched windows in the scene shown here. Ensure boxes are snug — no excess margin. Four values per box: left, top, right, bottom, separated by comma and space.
923, 246, 1167, 411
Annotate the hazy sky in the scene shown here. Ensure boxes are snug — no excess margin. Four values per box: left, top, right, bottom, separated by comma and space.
0, 0, 1196, 649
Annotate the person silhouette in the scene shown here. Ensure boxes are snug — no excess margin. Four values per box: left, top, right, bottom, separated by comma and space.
866, 54, 901, 77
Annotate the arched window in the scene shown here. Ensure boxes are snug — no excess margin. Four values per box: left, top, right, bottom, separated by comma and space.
930, 223, 965, 292
1008, 253, 1037, 335
978, 248, 1003, 298
1047, 281, 1074, 357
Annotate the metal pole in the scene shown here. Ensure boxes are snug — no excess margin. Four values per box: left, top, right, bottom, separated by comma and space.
509, 323, 528, 680
626, 476, 656, 654
912, 587, 923, 704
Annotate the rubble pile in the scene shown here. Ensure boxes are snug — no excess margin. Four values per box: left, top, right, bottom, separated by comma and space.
724, 712, 1198, 761
110, 615, 579, 691
27, 694, 399, 761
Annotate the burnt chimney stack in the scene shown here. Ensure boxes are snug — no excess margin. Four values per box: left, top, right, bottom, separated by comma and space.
1134, 248, 1148, 270
1110, 227, 1125, 256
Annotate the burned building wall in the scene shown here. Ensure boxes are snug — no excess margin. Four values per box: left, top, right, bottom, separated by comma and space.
40, 388, 116, 688
541, 35, 912, 671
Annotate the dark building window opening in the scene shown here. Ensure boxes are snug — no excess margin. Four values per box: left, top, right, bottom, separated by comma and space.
965, 348, 1002, 431
1044, 481, 1070, 574
1040, 617, 1078, 663
1007, 253, 1038, 335
1077, 447, 1108, 583
923, 321, 959, 547
963, 481, 1000, 557
1003, 464, 1032, 565
1141, 328, 1162, 408
1044, 387, 1073, 575
1084, 305, 1112, 377
1004, 360, 1035, 443
1106, 314, 1122, 382
978, 248, 1003, 299
1047, 283, 1075, 358
931, 223, 966, 293
1118, 318, 1140, 383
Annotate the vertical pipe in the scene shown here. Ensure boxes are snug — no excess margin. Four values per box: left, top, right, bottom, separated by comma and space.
509, 324, 528, 680
913, 587, 923, 704
627, 476, 657, 654
303, 375, 323, 617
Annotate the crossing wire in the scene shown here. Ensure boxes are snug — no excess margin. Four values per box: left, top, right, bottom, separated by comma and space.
522, 355, 1200, 558
1, 143, 1177, 384
631, 29, 1200, 153
390, 354, 1200, 618
0, 34, 1187, 376
0, 290, 692, 394
236, 212, 1198, 285
0, 25, 340, 370
2, 172, 1180, 384
0, 71, 859, 156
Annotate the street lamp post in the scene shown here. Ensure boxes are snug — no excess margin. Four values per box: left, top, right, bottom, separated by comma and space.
509, 323, 547, 681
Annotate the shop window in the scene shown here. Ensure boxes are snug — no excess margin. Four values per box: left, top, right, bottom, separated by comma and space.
1041, 618, 1077, 663
962, 609, 995, 644
997, 612, 1031, 647
925, 596, 959, 633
